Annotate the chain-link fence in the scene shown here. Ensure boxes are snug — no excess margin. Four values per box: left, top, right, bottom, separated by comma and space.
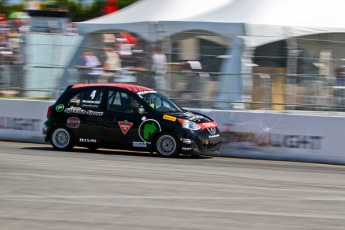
2, 30, 345, 112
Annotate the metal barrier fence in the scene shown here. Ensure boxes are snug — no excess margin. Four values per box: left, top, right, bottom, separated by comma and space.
0, 65, 25, 97
2, 64, 345, 112
2, 30, 345, 113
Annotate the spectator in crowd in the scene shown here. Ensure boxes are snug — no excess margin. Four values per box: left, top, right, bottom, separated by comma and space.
98, 47, 122, 83
120, 32, 137, 47
103, 33, 115, 48
0, 33, 12, 65
117, 37, 132, 56
131, 50, 155, 88
116, 36, 133, 67
76, 51, 104, 83
0, 33, 8, 50
151, 46, 167, 92
181, 62, 201, 107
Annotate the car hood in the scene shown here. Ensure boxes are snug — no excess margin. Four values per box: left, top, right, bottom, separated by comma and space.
166, 111, 212, 124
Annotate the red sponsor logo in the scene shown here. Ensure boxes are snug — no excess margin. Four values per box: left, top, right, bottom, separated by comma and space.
198, 121, 217, 130
118, 120, 133, 134
67, 117, 80, 128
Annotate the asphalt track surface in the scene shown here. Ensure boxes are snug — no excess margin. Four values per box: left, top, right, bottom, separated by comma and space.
1, 142, 345, 230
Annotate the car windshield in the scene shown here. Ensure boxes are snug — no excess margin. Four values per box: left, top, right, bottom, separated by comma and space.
137, 91, 183, 113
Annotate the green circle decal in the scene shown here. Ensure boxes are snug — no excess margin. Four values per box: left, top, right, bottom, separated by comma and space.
138, 119, 161, 144
56, 104, 64, 112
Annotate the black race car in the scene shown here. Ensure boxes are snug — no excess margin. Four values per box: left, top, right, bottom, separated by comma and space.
43, 83, 222, 157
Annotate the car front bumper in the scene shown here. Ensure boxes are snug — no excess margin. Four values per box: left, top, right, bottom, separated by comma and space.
180, 133, 222, 155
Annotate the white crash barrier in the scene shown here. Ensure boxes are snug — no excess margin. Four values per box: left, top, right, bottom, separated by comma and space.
0, 99, 53, 143
1, 99, 345, 165
193, 109, 345, 165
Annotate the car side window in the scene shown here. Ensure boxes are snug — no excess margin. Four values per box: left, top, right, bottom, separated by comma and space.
143, 94, 175, 111
108, 90, 141, 113
68, 89, 103, 109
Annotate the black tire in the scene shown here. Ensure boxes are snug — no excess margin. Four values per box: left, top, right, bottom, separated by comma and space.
50, 126, 75, 151
155, 133, 180, 157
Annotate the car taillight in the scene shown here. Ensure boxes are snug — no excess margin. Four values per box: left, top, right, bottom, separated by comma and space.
46, 106, 52, 118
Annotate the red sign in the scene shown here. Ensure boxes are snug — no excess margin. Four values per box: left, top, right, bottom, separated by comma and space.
198, 121, 217, 130
118, 120, 133, 134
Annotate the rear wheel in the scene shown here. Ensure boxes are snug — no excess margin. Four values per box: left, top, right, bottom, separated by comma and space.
50, 126, 75, 151
155, 133, 180, 157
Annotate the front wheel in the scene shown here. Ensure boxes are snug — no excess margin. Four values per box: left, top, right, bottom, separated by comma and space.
50, 126, 75, 151
155, 133, 180, 157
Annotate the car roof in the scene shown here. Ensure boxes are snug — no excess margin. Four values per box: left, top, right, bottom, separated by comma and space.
72, 83, 153, 93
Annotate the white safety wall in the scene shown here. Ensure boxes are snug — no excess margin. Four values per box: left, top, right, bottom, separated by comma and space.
1, 99, 345, 165
0, 100, 53, 143
193, 109, 345, 164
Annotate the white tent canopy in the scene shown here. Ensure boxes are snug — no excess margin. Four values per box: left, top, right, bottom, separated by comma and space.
76, 0, 232, 40
77, 0, 345, 46
75, 0, 345, 109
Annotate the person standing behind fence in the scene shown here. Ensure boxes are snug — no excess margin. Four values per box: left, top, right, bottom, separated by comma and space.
76, 51, 104, 83
98, 47, 122, 83
151, 46, 167, 92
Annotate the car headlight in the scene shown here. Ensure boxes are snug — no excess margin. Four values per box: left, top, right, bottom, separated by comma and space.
178, 119, 201, 130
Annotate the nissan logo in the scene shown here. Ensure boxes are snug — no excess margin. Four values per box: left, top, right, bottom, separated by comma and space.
207, 127, 216, 135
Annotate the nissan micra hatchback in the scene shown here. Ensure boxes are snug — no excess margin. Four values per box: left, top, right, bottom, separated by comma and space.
43, 83, 222, 157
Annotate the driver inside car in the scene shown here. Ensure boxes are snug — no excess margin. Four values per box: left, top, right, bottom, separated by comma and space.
121, 96, 139, 113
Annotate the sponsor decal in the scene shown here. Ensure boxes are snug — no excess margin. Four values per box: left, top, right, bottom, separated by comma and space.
67, 117, 80, 128
198, 121, 218, 130
221, 123, 323, 149
180, 138, 192, 144
270, 134, 323, 149
185, 112, 204, 121
56, 104, 64, 112
64, 107, 86, 114
82, 100, 101, 104
0, 117, 41, 131
85, 110, 103, 116
64, 106, 103, 116
137, 90, 157, 96
138, 119, 161, 144
79, 138, 100, 143
182, 147, 192, 151
133, 142, 146, 147
70, 99, 80, 105
82, 104, 99, 108
118, 120, 133, 134
163, 114, 177, 122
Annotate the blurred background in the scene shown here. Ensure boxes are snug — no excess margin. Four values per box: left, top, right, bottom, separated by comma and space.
1, 0, 345, 112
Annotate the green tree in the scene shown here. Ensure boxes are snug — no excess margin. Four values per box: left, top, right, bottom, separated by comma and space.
118, 0, 137, 9
0, 0, 138, 21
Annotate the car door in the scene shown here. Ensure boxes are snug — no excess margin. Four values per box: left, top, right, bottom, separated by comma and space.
65, 87, 105, 144
103, 89, 147, 148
